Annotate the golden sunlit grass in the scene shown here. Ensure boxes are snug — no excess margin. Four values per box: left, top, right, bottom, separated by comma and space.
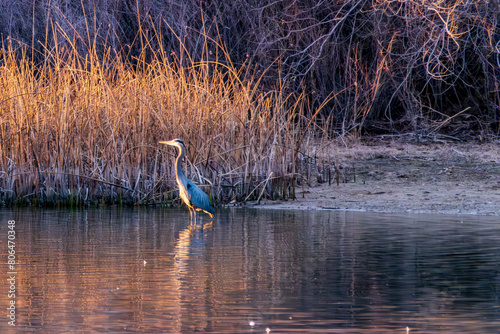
0, 30, 333, 207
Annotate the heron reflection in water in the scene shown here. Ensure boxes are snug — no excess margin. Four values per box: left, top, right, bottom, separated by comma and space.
160, 139, 215, 223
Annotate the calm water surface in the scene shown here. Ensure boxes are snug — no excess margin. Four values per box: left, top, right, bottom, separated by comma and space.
1, 208, 499, 333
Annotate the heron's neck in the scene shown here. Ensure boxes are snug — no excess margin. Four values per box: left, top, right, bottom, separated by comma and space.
175, 148, 188, 187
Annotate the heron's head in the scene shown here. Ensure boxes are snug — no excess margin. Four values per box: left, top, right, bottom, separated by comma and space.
159, 139, 186, 150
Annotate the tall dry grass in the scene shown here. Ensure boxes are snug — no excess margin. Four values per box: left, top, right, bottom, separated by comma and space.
0, 24, 333, 206
2, 0, 498, 137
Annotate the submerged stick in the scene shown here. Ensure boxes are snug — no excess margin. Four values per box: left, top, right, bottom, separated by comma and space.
256, 172, 274, 204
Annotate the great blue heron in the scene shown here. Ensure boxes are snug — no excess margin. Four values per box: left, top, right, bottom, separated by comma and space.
160, 139, 215, 222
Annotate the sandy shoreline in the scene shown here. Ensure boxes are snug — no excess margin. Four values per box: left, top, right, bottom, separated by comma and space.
244, 141, 500, 216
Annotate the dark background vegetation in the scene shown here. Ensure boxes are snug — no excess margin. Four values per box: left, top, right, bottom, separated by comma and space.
2, 0, 499, 138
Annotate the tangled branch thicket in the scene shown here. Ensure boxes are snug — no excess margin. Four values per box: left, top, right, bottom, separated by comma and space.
0, 0, 499, 206
2, 0, 499, 134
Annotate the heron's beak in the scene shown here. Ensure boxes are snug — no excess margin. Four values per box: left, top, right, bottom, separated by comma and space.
159, 140, 175, 146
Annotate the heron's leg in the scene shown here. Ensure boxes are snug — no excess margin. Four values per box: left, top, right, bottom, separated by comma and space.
189, 208, 194, 225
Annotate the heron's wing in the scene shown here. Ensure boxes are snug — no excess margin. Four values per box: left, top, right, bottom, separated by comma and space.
186, 180, 215, 217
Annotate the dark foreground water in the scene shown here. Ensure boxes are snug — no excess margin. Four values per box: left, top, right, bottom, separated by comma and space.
0, 208, 499, 333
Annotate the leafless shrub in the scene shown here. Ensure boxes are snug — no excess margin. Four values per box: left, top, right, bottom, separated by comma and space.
1, 1, 498, 137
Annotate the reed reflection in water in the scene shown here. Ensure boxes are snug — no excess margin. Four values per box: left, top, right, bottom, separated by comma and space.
1, 208, 500, 333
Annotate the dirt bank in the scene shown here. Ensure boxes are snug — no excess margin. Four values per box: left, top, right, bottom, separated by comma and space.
249, 141, 500, 216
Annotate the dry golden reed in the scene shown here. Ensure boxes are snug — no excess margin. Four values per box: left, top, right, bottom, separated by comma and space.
0, 31, 331, 207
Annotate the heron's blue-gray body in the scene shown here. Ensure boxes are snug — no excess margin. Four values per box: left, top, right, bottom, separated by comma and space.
161, 139, 215, 221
